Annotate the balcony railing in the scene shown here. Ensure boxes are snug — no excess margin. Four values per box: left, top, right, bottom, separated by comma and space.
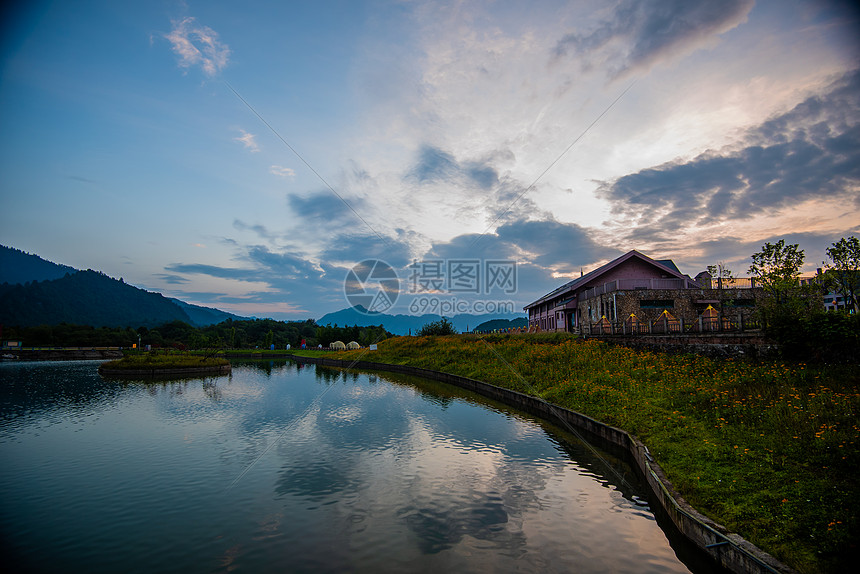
696, 277, 757, 289
581, 278, 693, 300
579, 313, 760, 336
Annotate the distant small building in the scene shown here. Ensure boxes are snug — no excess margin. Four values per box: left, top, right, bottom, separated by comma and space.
524, 250, 764, 333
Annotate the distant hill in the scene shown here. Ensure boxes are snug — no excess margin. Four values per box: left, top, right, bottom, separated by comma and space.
168, 298, 245, 327
317, 307, 527, 335
0, 269, 195, 328
473, 317, 528, 332
0, 245, 248, 328
0, 245, 77, 284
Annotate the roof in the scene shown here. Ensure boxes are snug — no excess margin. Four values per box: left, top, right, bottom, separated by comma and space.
524, 250, 693, 310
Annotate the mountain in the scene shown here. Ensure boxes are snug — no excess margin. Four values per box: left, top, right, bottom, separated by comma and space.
473, 317, 529, 332
0, 245, 77, 285
0, 245, 248, 328
317, 307, 527, 335
0, 269, 195, 328
168, 298, 245, 327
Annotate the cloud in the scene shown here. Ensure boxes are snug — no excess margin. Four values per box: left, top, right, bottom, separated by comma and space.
553, 0, 754, 78
165, 262, 263, 282
243, 245, 321, 281
287, 190, 367, 227
417, 218, 623, 304
599, 69, 860, 239
270, 165, 295, 177
407, 145, 499, 190
165, 17, 230, 77
155, 274, 190, 285
320, 233, 414, 269
496, 219, 620, 270
234, 129, 260, 152
233, 219, 276, 240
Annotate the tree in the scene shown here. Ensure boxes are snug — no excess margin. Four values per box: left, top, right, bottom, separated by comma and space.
824, 236, 860, 313
706, 262, 735, 290
417, 317, 457, 336
748, 240, 805, 304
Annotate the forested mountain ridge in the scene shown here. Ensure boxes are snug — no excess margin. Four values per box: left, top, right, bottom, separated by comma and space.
0, 245, 247, 328
168, 297, 245, 326
0, 269, 195, 328
0, 245, 77, 285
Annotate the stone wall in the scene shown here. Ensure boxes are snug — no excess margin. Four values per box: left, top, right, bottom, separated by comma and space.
286, 353, 794, 574
588, 333, 778, 360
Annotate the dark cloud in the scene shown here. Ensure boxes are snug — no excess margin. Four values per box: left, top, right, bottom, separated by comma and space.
320, 233, 413, 269
165, 262, 263, 282
407, 145, 499, 190
409, 146, 458, 183
424, 232, 513, 262
244, 246, 319, 280
155, 273, 190, 285
419, 219, 621, 306
554, 0, 754, 77
496, 219, 621, 270
233, 219, 276, 240
600, 69, 860, 240
286, 190, 366, 224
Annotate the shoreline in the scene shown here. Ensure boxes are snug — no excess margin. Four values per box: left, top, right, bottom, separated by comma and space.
284, 352, 793, 574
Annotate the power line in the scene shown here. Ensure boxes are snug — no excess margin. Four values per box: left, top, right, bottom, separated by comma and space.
224, 80, 391, 248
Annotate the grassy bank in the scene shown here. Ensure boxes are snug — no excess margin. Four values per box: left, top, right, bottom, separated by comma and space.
334, 334, 857, 573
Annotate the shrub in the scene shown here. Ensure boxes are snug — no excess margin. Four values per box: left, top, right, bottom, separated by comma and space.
416, 317, 457, 336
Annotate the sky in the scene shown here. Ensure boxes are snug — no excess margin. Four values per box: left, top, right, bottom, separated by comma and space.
1, 0, 858, 321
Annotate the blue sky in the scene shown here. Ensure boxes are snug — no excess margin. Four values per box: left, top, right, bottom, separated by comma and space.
1, 0, 858, 320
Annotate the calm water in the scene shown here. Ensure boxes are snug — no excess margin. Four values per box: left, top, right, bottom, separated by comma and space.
1, 359, 696, 573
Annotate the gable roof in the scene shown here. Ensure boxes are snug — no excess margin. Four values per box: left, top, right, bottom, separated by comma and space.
524, 250, 694, 309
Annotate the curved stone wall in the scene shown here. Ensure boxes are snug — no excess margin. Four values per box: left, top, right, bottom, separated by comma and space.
286, 353, 794, 574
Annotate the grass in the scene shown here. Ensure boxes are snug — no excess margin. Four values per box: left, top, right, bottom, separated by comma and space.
102, 351, 230, 371
333, 333, 858, 573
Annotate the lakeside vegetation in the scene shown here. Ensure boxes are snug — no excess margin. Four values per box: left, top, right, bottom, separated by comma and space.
2, 318, 391, 350
99, 351, 230, 372
332, 333, 857, 573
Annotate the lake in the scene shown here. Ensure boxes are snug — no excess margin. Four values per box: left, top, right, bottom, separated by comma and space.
0, 359, 704, 573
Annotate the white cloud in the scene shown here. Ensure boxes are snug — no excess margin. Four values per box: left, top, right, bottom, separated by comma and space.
234, 129, 260, 152
270, 165, 296, 177
165, 17, 230, 77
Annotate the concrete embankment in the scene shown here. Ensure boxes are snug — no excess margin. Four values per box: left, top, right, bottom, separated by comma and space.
3, 349, 123, 361
286, 352, 794, 574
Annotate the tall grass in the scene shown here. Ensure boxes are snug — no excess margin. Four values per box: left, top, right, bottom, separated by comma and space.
340, 334, 858, 573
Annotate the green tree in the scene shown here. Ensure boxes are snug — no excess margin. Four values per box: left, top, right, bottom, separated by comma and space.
748, 240, 805, 305
706, 261, 735, 290
417, 317, 457, 336
824, 236, 860, 313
